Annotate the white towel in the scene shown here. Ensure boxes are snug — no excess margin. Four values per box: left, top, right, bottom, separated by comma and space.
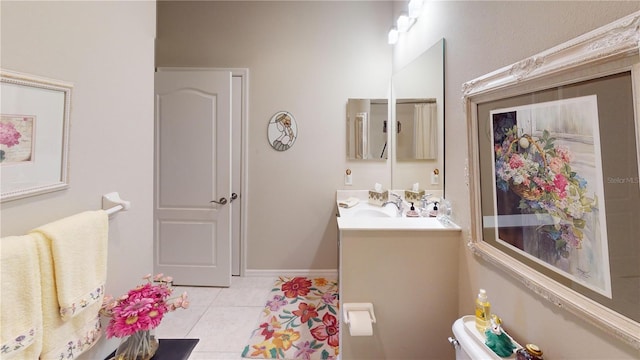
0, 235, 43, 359
30, 210, 108, 320
31, 232, 102, 360
338, 197, 360, 208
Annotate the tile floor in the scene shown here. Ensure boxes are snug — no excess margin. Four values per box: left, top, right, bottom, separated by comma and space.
155, 276, 279, 360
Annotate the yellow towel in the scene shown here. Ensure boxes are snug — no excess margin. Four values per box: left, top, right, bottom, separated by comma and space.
32, 232, 102, 360
0, 235, 43, 359
30, 210, 108, 320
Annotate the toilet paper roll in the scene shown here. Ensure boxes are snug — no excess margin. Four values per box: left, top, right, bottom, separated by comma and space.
348, 310, 373, 336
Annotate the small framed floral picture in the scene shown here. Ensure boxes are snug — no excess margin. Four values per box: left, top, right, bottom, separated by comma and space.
1, 69, 72, 202
465, 12, 640, 347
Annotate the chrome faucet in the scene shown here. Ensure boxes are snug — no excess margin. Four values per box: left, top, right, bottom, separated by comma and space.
418, 194, 437, 216
420, 194, 435, 207
382, 193, 405, 217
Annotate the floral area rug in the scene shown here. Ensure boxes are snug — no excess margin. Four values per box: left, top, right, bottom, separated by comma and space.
241, 276, 339, 360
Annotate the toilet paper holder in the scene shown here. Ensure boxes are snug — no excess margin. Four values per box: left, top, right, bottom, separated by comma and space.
343, 302, 377, 324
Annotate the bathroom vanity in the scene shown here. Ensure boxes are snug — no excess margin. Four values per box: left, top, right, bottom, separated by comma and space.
336, 190, 461, 359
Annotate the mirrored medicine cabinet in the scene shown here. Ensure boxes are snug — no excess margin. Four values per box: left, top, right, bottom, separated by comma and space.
346, 98, 389, 160
346, 38, 445, 191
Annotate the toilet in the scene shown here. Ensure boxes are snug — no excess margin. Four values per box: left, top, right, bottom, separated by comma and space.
449, 315, 520, 359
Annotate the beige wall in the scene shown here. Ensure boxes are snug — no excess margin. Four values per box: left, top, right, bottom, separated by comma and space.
156, 1, 394, 271
0, 1, 156, 358
396, 1, 639, 359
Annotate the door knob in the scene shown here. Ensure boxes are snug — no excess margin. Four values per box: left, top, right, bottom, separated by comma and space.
230, 193, 238, 202
210, 197, 228, 205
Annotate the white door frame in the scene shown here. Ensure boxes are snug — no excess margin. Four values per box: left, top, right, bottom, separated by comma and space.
156, 67, 249, 277
230, 68, 249, 277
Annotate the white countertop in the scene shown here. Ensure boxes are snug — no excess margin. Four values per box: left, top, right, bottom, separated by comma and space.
336, 190, 460, 231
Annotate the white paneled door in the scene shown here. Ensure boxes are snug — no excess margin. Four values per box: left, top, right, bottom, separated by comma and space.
154, 70, 232, 286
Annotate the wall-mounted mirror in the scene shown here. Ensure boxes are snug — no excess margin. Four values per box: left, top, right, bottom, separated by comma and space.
345, 38, 444, 189
346, 98, 388, 160
391, 38, 444, 190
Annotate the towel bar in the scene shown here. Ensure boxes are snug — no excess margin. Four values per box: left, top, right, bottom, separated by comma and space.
102, 192, 131, 215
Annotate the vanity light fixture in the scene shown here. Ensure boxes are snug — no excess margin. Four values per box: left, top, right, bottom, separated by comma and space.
388, 1, 423, 45
388, 27, 399, 45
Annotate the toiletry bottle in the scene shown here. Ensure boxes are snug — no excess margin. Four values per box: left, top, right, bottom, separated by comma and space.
406, 202, 419, 217
475, 289, 491, 333
428, 201, 439, 217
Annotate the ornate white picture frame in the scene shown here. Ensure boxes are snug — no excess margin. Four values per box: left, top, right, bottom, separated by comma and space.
464, 12, 640, 348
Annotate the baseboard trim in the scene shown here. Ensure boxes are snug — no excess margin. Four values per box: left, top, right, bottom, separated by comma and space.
244, 269, 338, 278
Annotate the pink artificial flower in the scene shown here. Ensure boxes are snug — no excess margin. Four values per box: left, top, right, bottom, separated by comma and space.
169, 292, 189, 311
106, 310, 152, 338
102, 295, 115, 309
179, 292, 189, 309
101, 273, 189, 338
120, 298, 154, 317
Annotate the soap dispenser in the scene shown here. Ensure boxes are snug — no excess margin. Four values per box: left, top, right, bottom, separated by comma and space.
406, 202, 419, 217
428, 201, 439, 217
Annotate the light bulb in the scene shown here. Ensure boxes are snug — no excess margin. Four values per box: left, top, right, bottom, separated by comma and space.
408, 0, 423, 19
397, 14, 410, 32
388, 27, 399, 45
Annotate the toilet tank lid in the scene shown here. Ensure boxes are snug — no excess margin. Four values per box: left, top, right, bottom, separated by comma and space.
452, 316, 515, 359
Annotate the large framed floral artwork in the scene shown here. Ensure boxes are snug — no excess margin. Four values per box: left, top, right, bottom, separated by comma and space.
1, 69, 72, 202
465, 12, 640, 348
491, 96, 611, 297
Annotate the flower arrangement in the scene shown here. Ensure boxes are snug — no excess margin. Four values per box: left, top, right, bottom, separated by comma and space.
494, 125, 596, 256
99, 273, 189, 338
